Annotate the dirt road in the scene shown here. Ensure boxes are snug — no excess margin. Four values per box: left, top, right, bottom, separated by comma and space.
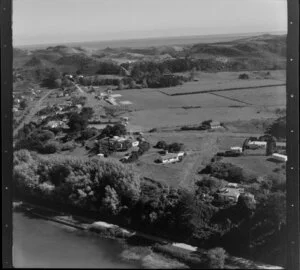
13, 89, 55, 137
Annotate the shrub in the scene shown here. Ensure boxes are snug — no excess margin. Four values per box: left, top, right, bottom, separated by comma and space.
155, 140, 168, 149
42, 141, 61, 154
68, 112, 88, 131
265, 116, 286, 140
61, 141, 76, 151
80, 128, 98, 140
168, 142, 183, 153
238, 73, 249, 79
13, 149, 33, 166
206, 247, 226, 269
203, 162, 255, 183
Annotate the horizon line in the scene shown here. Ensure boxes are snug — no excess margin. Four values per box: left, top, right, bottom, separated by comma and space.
15, 30, 287, 49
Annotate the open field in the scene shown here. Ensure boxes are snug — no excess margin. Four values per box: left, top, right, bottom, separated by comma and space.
218, 85, 286, 106
221, 155, 284, 177
160, 79, 284, 96
115, 88, 285, 131
127, 107, 276, 131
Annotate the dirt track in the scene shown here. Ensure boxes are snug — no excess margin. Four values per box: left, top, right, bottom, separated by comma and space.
13, 89, 55, 137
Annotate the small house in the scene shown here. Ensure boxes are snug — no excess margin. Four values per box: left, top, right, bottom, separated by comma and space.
217, 187, 241, 203
159, 151, 185, 164
248, 141, 267, 147
230, 146, 243, 153
209, 121, 222, 129
159, 153, 180, 164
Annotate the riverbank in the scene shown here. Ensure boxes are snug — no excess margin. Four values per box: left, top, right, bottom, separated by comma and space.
13, 201, 191, 269
13, 201, 284, 269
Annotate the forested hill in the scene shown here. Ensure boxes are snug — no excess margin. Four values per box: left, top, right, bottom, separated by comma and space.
13, 34, 286, 85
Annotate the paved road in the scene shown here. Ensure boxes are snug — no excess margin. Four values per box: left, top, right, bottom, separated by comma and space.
13, 89, 55, 137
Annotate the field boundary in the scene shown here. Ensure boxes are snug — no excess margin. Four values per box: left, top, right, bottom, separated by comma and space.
160, 83, 286, 96
209, 92, 253, 105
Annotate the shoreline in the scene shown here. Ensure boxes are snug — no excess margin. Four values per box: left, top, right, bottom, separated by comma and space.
13, 201, 284, 269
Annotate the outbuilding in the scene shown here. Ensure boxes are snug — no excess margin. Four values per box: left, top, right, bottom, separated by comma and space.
209, 121, 222, 129
272, 153, 287, 162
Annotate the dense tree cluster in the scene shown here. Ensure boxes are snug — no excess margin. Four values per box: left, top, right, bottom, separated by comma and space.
14, 151, 141, 214
155, 141, 184, 153
13, 149, 286, 266
100, 123, 127, 138
14, 128, 61, 154
200, 162, 256, 183
96, 62, 122, 75
265, 116, 286, 140
40, 68, 62, 88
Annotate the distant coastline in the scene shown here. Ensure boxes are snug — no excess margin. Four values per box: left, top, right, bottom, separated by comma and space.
15, 31, 286, 51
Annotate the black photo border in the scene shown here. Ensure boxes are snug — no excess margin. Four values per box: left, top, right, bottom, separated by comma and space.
1, 0, 299, 269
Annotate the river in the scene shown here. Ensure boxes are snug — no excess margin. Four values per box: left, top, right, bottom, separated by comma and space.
13, 212, 141, 268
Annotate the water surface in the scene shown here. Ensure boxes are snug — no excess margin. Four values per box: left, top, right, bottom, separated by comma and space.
13, 212, 141, 268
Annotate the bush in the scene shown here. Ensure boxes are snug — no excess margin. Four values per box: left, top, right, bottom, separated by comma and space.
42, 141, 61, 154
202, 162, 255, 183
206, 247, 226, 269
155, 140, 168, 149
68, 112, 88, 131
265, 116, 286, 140
238, 73, 249, 79
61, 141, 76, 151
168, 143, 183, 153
15, 129, 56, 153
80, 128, 98, 140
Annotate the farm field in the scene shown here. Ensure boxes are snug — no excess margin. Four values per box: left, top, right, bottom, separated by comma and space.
217, 85, 286, 107
127, 107, 276, 130
221, 155, 284, 177
105, 70, 287, 131
115, 89, 242, 110
136, 131, 254, 189
159, 79, 284, 96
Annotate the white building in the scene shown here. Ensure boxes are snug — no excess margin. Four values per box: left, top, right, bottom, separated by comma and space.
248, 141, 267, 147
209, 121, 222, 129
272, 153, 288, 162
132, 141, 139, 147
159, 152, 185, 164
230, 146, 243, 153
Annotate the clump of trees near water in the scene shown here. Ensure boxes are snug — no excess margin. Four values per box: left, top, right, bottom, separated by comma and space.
13, 150, 287, 267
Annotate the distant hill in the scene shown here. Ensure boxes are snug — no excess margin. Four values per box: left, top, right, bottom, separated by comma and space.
13, 34, 286, 82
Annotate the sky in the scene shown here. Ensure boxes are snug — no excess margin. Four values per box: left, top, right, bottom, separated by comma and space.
13, 0, 287, 46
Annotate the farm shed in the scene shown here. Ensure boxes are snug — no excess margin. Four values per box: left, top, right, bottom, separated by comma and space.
272, 153, 287, 162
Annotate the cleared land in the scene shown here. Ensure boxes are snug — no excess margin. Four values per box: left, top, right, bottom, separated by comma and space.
159, 79, 284, 96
